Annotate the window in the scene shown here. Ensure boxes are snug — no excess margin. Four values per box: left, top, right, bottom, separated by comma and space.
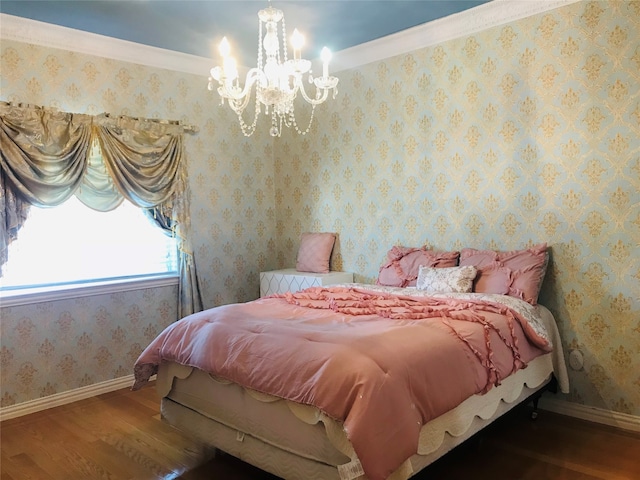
1, 196, 178, 292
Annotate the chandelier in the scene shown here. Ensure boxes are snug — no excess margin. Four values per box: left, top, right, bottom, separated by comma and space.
207, 1, 339, 137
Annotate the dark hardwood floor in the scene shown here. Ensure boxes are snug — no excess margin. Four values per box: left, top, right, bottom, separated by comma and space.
1, 383, 638, 479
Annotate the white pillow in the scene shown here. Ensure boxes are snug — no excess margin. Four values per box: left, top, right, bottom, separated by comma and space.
416, 265, 478, 293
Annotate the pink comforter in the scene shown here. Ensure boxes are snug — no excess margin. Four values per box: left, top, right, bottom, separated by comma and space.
133, 286, 550, 480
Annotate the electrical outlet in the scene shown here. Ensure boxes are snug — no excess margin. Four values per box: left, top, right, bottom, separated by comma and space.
569, 349, 584, 370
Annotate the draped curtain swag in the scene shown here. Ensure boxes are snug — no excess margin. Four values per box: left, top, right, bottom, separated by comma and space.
0, 102, 202, 316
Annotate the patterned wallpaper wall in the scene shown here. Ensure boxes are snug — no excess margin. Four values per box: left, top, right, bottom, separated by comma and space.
0, 1, 638, 419
0, 39, 275, 407
275, 1, 640, 416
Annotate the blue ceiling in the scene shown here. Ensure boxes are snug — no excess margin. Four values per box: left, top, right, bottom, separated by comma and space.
1, 1, 490, 61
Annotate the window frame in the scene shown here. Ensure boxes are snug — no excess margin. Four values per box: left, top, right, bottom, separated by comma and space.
0, 274, 179, 307
0, 195, 180, 307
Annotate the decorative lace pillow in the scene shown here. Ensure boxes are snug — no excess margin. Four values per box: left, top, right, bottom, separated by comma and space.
416, 265, 478, 293
296, 232, 336, 274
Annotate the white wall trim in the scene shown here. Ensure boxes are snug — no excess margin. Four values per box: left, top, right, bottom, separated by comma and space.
0, 274, 179, 308
0, 374, 156, 422
540, 396, 640, 433
0, 13, 212, 76
1, 1, 582, 76
331, 0, 582, 71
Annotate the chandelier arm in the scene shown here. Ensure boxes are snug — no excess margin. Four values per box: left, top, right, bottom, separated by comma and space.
295, 78, 331, 106
227, 90, 254, 115
218, 68, 267, 102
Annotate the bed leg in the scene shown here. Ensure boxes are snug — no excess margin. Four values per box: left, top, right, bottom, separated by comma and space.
531, 397, 539, 420
529, 375, 558, 420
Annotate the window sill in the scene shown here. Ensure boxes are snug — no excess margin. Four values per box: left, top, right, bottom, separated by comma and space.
0, 274, 180, 308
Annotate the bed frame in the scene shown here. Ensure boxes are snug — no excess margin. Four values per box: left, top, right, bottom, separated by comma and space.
154, 305, 568, 480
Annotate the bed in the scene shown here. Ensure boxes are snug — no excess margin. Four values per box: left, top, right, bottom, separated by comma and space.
133, 274, 570, 480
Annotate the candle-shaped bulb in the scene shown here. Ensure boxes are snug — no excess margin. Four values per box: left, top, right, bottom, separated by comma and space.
321, 47, 331, 78
224, 56, 238, 81
219, 37, 231, 58
291, 29, 304, 60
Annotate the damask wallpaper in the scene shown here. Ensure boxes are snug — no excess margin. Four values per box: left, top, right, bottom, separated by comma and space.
1, 0, 639, 420
0, 39, 275, 407
275, 0, 639, 416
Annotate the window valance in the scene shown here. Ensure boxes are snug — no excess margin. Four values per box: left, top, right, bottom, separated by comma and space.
0, 102, 202, 316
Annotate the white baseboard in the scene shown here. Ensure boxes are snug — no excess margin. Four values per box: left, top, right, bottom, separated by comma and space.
539, 396, 640, 433
0, 374, 153, 422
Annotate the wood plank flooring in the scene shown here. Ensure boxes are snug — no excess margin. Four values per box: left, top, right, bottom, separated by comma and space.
1, 383, 638, 479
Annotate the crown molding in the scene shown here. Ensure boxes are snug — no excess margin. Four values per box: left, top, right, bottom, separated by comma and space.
331, 0, 582, 72
0, 13, 212, 76
1, 1, 582, 76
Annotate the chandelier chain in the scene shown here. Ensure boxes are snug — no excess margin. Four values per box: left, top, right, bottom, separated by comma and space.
290, 104, 316, 136
281, 16, 288, 63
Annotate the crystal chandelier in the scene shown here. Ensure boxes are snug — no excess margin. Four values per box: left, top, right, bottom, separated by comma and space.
207, 1, 339, 137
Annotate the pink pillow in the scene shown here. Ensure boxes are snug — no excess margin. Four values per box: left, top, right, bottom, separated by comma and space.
296, 232, 336, 273
377, 246, 460, 288
459, 243, 548, 305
